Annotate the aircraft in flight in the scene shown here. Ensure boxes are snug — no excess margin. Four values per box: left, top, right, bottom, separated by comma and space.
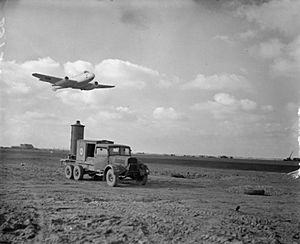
32, 71, 115, 91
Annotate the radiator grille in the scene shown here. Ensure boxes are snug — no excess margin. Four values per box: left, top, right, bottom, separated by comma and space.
128, 158, 138, 172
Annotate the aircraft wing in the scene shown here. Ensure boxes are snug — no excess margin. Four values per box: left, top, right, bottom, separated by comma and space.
32, 73, 62, 84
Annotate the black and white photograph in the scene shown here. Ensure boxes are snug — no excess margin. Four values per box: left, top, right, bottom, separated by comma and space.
0, 0, 299, 243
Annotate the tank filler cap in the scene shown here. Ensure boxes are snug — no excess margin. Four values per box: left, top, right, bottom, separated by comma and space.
72, 120, 84, 127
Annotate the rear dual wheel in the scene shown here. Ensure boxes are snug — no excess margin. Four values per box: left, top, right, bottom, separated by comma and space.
73, 165, 84, 180
65, 165, 74, 179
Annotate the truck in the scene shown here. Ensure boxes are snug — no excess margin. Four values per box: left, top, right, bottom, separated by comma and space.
60, 121, 149, 187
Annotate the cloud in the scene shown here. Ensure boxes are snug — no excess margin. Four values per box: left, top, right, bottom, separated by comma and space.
214, 93, 236, 106
288, 36, 300, 61
153, 107, 183, 121
2, 57, 174, 95
120, 9, 149, 29
192, 93, 257, 119
286, 102, 298, 113
213, 35, 232, 43
20, 57, 60, 73
237, 0, 300, 38
64, 60, 94, 76
240, 98, 257, 110
90, 106, 138, 123
1, 56, 188, 150
238, 29, 257, 40
17, 111, 58, 122
0, 57, 61, 95
0, 58, 107, 108
115, 106, 138, 121
94, 59, 176, 89
271, 58, 297, 76
55, 90, 97, 106
182, 73, 250, 91
270, 35, 300, 77
261, 105, 274, 112
189, 92, 277, 141
235, 1, 300, 80
1, 57, 179, 112
250, 38, 284, 59
263, 122, 284, 135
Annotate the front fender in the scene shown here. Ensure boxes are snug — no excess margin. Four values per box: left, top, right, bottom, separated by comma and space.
104, 164, 126, 178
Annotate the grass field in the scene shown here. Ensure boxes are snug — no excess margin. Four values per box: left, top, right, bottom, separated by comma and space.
0, 149, 299, 243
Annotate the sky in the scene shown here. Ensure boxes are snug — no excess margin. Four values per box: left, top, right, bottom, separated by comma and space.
0, 0, 299, 158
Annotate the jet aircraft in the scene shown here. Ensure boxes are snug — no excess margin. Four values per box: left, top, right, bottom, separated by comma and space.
32, 71, 115, 91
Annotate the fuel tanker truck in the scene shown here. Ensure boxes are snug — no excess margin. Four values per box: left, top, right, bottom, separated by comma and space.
60, 121, 149, 187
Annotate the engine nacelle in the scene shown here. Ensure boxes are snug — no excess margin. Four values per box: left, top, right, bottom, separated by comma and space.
94, 81, 98, 86
65, 76, 69, 80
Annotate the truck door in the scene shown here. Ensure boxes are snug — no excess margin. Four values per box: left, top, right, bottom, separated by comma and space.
94, 147, 108, 171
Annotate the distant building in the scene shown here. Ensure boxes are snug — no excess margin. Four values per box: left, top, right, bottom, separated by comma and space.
20, 144, 34, 149
11, 144, 35, 149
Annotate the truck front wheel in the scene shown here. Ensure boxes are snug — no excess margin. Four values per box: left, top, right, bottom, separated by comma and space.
65, 165, 74, 179
106, 169, 118, 187
137, 174, 148, 185
73, 165, 84, 180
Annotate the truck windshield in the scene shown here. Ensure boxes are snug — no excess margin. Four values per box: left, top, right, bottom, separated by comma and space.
109, 146, 131, 156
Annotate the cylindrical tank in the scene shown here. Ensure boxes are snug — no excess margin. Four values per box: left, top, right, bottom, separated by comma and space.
70, 120, 85, 156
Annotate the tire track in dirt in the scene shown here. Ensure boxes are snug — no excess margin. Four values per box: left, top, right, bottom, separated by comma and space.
31, 189, 46, 242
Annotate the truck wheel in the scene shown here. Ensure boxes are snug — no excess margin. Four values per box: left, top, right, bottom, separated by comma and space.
137, 175, 148, 185
73, 165, 84, 180
65, 165, 74, 179
106, 169, 118, 187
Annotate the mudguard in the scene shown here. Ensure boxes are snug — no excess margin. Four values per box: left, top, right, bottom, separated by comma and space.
105, 164, 126, 176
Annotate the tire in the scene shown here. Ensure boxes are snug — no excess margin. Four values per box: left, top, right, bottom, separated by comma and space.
73, 165, 84, 181
65, 165, 74, 179
106, 169, 118, 187
137, 174, 148, 185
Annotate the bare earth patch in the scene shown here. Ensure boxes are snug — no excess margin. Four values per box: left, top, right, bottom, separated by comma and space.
0, 150, 299, 243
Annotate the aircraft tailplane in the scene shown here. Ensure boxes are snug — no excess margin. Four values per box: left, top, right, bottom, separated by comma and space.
52, 86, 64, 91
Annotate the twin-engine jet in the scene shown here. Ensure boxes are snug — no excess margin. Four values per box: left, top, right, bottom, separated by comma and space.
32, 71, 115, 91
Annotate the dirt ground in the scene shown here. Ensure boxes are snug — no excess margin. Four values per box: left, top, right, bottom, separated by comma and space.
0, 149, 299, 244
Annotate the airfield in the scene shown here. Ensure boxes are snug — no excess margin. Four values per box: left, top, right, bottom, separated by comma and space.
0, 149, 299, 243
